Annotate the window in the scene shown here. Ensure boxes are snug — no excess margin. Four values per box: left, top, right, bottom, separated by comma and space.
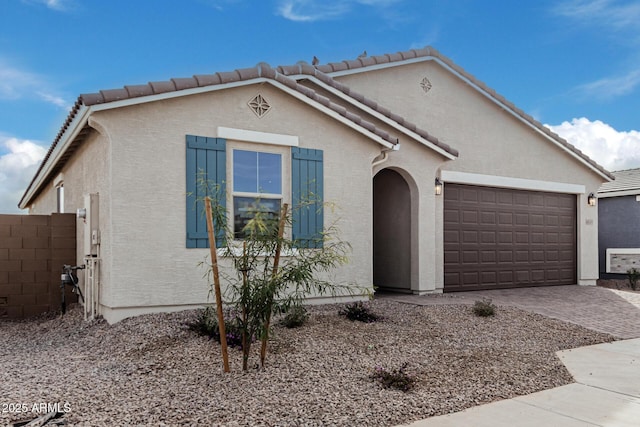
232, 150, 282, 238
185, 134, 324, 249
56, 184, 64, 213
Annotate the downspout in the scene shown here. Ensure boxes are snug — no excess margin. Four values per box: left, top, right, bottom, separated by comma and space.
372, 141, 400, 169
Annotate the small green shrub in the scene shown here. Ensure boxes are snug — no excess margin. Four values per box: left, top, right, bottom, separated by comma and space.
472, 298, 496, 317
339, 301, 381, 323
188, 307, 250, 349
627, 268, 640, 291
370, 362, 416, 392
280, 304, 309, 328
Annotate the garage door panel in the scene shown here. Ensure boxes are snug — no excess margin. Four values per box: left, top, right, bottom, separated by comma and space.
444, 184, 576, 292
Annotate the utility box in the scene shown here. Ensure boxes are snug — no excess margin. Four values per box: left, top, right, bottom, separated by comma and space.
83, 193, 99, 257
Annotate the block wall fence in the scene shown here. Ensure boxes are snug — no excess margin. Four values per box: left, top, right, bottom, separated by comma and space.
0, 213, 77, 319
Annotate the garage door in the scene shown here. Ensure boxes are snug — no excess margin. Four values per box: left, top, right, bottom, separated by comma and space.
444, 184, 576, 292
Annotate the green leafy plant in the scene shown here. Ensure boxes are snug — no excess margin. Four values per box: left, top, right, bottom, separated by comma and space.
197, 176, 358, 371
279, 304, 309, 329
472, 298, 496, 317
627, 268, 640, 291
188, 306, 252, 349
339, 301, 381, 323
370, 362, 416, 392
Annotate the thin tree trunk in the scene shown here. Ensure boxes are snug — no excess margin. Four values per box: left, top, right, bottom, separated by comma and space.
260, 203, 289, 368
205, 197, 230, 373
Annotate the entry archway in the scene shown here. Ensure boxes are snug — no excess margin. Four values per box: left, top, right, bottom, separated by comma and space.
373, 168, 412, 292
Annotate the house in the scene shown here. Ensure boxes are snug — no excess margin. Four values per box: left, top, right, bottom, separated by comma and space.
597, 168, 640, 281
19, 46, 612, 324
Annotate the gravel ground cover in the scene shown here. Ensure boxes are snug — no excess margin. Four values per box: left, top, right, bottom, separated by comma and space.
1, 299, 614, 426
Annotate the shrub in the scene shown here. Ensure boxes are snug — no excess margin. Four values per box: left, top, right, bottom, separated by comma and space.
188, 307, 249, 349
628, 268, 640, 291
370, 362, 416, 392
472, 298, 496, 317
339, 301, 381, 323
280, 304, 309, 328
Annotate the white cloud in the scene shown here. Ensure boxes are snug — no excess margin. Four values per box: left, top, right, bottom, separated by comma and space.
0, 59, 70, 109
553, 0, 640, 32
21, 0, 75, 11
547, 118, 640, 171
0, 136, 47, 214
576, 69, 640, 99
277, 0, 401, 22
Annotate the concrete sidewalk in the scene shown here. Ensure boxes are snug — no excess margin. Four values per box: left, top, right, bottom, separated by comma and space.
401, 338, 640, 427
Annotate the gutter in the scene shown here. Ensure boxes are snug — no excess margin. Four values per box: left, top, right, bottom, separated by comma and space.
372, 143, 400, 169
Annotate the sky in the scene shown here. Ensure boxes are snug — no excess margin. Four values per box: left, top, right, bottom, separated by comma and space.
1, 0, 639, 213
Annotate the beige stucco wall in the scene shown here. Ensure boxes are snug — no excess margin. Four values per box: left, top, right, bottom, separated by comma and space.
91, 82, 385, 322
28, 128, 113, 304
338, 59, 606, 287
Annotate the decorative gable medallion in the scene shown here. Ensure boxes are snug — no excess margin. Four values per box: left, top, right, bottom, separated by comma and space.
248, 94, 271, 118
420, 77, 432, 94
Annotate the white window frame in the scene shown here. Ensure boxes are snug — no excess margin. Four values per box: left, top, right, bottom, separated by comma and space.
54, 174, 64, 213
230, 146, 287, 240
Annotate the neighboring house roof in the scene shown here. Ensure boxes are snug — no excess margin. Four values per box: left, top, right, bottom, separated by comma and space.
598, 168, 640, 198
19, 46, 612, 209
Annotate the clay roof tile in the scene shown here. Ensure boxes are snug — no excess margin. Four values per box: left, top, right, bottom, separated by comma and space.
80, 93, 104, 106
125, 84, 154, 98
100, 88, 130, 103
149, 80, 177, 94
171, 77, 198, 90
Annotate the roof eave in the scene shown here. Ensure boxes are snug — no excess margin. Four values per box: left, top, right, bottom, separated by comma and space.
18, 105, 91, 209
297, 75, 457, 160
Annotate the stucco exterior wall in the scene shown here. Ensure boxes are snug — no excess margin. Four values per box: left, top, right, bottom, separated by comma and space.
599, 195, 640, 278
93, 83, 385, 322
338, 59, 606, 286
27, 129, 112, 304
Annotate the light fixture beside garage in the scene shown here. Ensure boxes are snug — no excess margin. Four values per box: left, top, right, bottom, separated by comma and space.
588, 193, 597, 206
435, 177, 443, 195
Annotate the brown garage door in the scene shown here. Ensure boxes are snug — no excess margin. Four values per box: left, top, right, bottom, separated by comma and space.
444, 184, 576, 292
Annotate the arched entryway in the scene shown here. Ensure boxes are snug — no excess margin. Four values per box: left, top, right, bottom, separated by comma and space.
373, 168, 412, 292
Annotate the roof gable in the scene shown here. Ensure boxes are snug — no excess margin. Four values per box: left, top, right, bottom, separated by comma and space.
20, 45, 612, 209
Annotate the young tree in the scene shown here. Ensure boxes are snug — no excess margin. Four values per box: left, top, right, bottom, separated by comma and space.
200, 181, 355, 371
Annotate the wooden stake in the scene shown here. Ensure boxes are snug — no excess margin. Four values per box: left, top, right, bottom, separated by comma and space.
205, 196, 230, 373
260, 203, 289, 368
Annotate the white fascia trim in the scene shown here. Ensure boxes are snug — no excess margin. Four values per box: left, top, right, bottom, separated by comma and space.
265, 80, 395, 149
597, 189, 640, 198
329, 56, 611, 181
217, 126, 298, 147
606, 248, 640, 273
295, 75, 456, 160
441, 171, 586, 194
19, 105, 91, 209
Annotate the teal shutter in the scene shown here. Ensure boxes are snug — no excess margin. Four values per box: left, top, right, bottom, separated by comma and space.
291, 147, 323, 248
186, 135, 226, 248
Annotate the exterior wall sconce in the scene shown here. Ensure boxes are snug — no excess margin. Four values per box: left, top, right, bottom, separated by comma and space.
435, 177, 443, 196
587, 193, 596, 206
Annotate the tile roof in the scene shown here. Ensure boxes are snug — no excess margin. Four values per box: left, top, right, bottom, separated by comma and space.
20, 46, 613, 208
75, 46, 614, 180
598, 168, 640, 195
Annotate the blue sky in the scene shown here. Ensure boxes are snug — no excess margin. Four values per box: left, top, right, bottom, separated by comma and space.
1, 0, 640, 213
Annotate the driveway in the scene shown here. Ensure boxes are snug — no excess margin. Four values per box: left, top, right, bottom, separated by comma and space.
383, 285, 640, 339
